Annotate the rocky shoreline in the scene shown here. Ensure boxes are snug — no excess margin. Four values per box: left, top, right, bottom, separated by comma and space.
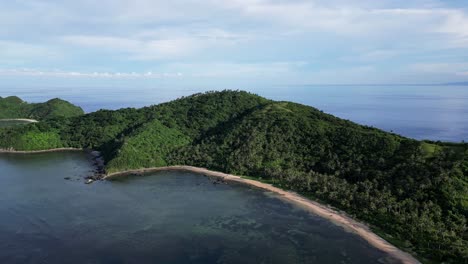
0, 148, 106, 183
84, 151, 106, 184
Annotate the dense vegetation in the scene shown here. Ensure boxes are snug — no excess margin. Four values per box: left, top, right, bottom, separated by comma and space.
0, 91, 466, 263
0, 96, 84, 120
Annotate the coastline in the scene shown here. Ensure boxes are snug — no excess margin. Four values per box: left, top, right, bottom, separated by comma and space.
0, 118, 38, 123
105, 166, 420, 264
0, 146, 420, 263
0, 148, 83, 154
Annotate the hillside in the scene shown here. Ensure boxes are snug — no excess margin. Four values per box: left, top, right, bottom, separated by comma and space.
0, 90, 466, 263
0, 96, 84, 120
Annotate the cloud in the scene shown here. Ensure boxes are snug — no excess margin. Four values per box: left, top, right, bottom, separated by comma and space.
163, 61, 308, 77
213, 0, 468, 42
0, 61, 306, 80
61, 28, 249, 60
1, 0, 468, 84
409, 63, 468, 73
6, 1, 468, 41
405, 62, 468, 81
435, 9, 468, 46
3, 1, 468, 40
63, 35, 199, 60
340, 49, 402, 62
0, 68, 183, 78
0, 41, 61, 64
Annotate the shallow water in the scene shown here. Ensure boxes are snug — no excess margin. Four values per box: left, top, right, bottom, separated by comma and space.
0, 152, 399, 264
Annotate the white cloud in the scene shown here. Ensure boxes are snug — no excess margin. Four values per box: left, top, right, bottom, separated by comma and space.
6, 1, 468, 41
0, 61, 306, 80
61, 27, 248, 60
213, 0, 468, 42
1, 0, 468, 84
61, 35, 199, 60
0, 41, 61, 64
163, 61, 308, 77
435, 9, 468, 46
340, 49, 402, 62
0, 68, 183, 78
409, 63, 468, 73
3, 1, 468, 41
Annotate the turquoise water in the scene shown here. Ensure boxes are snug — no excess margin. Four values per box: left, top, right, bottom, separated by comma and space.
6, 85, 468, 141
0, 152, 398, 264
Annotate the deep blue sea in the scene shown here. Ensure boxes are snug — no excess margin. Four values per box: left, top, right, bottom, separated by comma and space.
4, 85, 468, 142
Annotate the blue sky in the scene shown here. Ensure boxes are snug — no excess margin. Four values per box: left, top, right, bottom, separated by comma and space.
1, 0, 468, 88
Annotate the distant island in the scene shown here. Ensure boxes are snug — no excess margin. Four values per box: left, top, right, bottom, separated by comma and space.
0, 96, 84, 120
0, 90, 466, 263
443, 81, 468, 86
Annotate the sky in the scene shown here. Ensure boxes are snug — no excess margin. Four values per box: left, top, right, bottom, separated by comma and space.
1, 0, 468, 89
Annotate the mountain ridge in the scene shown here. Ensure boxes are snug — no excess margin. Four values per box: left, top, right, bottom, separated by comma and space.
0, 96, 84, 120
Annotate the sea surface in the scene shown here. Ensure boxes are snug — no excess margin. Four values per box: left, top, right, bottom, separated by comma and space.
4, 85, 468, 142
0, 152, 396, 264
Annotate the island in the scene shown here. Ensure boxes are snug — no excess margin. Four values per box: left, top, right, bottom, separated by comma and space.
0, 96, 84, 121
0, 90, 466, 263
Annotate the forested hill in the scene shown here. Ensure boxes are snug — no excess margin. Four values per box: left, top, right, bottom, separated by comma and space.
0, 96, 84, 120
0, 90, 466, 263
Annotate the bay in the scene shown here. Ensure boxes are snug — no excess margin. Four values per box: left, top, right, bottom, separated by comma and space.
0, 152, 395, 264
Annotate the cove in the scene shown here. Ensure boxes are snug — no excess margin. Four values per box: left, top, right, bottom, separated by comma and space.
0, 152, 400, 264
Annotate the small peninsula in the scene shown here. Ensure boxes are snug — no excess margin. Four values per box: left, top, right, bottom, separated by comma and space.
0, 96, 84, 120
0, 90, 466, 263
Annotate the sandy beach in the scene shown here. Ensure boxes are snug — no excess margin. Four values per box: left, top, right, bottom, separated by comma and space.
106, 166, 421, 264
0, 148, 82, 154
0, 118, 38, 123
